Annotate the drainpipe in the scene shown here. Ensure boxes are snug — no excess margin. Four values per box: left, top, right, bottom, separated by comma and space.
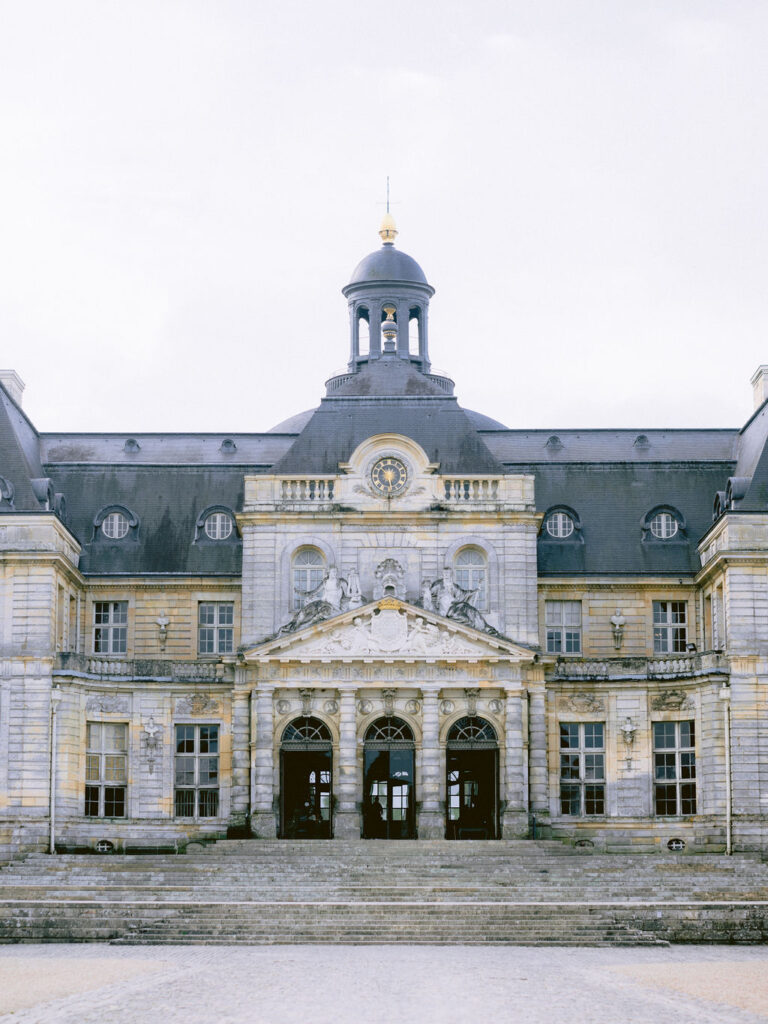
719, 684, 732, 856
49, 687, 63, 855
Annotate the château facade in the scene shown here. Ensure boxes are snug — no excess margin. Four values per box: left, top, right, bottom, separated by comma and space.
1, 215, 767, 858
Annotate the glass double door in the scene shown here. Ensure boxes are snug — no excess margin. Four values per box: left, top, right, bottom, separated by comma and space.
363, 747, 415, 839
280, 749, 332, 838
446, 749, 499, 839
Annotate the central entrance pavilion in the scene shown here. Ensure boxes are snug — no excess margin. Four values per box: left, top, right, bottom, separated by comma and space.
240, 598, 542, 840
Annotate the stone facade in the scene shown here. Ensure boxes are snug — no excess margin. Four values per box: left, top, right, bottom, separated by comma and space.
1, 218, 767, 857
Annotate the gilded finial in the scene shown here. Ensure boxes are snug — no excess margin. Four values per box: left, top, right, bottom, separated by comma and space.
379, 175, 398, 244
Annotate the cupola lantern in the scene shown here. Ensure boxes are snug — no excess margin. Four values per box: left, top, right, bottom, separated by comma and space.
341, 215, 435, 374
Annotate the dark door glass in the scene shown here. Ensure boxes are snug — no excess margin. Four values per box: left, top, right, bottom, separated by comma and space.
280, 749, 332, 838
446, 749, 498, 839
363, 748, 415, 839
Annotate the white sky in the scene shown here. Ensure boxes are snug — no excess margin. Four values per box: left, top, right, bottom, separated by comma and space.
0, 1, 766, 434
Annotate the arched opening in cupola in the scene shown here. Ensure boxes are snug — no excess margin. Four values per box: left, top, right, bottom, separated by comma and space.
357, 307, 370, 357
409, 307, 421, 357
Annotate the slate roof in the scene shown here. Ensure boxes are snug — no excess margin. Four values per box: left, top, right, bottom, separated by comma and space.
47, 465, 245, 575
271, 359, 504, 476
0, 358, 761, 577
0, 384, 47, 510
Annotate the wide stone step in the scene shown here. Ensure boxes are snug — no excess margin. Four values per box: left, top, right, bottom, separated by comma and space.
0, 900, 670, 946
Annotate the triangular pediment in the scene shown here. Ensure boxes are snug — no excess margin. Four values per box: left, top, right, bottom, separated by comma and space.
244, 599, 538, 663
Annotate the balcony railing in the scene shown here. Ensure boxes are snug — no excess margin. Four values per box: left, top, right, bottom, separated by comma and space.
551, 652, 727, 681
54, 652, 235, 683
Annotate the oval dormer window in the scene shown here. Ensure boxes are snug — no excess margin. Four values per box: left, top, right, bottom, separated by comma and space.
204, 512, 233, 540
545, 511, 575, 539
102, 512, 129, 539
649, 512, 678, 539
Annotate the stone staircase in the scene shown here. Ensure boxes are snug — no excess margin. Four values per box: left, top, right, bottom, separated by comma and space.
2, 840, 768, 945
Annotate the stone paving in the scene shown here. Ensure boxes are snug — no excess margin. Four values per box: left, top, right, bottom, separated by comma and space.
0, 945, 767, 1023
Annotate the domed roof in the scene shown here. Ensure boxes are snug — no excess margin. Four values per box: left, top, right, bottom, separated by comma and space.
268, 408, 316, 433
347, 245, 429, 287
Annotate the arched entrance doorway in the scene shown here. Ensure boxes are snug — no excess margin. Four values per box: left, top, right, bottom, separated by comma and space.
363, 717, 415, 839
446, 716, 499, 840
280, 716, 332, 839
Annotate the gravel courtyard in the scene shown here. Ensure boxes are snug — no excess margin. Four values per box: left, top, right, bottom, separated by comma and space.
0, 945, 767, 1024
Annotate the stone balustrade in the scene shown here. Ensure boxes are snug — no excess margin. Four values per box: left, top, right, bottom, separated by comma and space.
53, 652, 235, 683
279, 478, 336, 502
443, 477, 501, 502
551, 652, 727, 682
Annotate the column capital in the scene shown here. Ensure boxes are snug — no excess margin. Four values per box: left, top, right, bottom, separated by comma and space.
419, 684, 442, 698
253, 681, 278, 696
504, 683, 525, 699
336, 683, 359, 696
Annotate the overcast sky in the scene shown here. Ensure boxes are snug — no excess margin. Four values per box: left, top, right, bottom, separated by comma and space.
0, 1, 766, 434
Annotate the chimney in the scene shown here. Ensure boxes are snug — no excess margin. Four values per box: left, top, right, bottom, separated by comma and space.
0, 370, 25, 407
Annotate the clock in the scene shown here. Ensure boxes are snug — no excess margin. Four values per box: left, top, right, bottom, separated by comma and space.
371, 456, 408, 496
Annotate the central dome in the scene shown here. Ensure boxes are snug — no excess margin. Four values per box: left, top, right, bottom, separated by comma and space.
347, 245, 429, 286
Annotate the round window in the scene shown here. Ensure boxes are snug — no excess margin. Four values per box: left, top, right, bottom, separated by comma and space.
545, 512, 574, 539
102, 512, 129, 539
204, 512, 233, 540
650, 512, 678, 539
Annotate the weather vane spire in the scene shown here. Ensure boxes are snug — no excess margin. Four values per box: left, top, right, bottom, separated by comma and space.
379, 176, 398, 244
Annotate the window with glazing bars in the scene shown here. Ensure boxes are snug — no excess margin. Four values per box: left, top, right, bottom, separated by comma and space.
85, 722, 127, 817
546, 601, 582, 654
174, 724, 219, 817
654, 720, 696, 815
93, 601, 127, 654
653, 601, 687, 654
197, 602, 234, 655
559, 721, 605, 815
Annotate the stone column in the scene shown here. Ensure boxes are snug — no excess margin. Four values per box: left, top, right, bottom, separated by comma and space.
335, 685, 360, 838
418, 685, 443, 839
502, 680, 528, 838
527, 678, 550, 835
250, 684, 277, 837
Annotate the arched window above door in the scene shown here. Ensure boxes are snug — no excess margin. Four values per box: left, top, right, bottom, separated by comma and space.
364, 717, 415, 745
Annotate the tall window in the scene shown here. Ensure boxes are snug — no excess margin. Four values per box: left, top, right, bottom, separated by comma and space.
454, 547, 487, 609
654, 720, 696, 815
559, 722, 605, 815
545, 601, 582, 654
653, 601, 687, 654
292, 548, 325, 610
85, 722, 127, 817
175, 724, 219, 817
198, 602, 234, 655
93, 601, 127, 654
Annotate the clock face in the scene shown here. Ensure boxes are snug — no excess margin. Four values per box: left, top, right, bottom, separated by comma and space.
371, 457, 408, 496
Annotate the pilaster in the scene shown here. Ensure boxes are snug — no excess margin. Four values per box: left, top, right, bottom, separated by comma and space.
418, 685, 443, 838
250, 683, 277, 837
335, 685, 360, 838
502, 679, 528, 838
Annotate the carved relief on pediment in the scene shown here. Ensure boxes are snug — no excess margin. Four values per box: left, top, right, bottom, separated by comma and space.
309, 608, 483, 658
